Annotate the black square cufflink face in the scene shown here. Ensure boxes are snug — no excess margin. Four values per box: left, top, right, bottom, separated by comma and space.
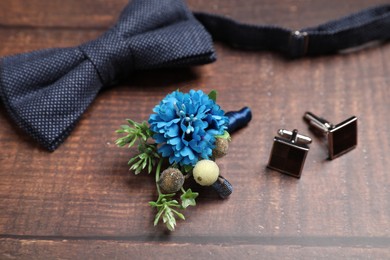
304, 112, 358, 160
267, 129, 311, 178
328, 116, 357, 159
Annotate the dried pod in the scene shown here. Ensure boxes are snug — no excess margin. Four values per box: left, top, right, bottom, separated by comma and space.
212, 137, 229, 158
158, 168, 184, 193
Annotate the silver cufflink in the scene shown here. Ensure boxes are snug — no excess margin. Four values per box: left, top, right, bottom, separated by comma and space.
267, 129, 312, 178
303, 112, 358, 160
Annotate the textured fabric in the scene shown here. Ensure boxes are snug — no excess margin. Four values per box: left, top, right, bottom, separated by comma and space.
0, 0, 215, 150
0, 1, 389, 150
212, 176, 233, 199
195, 4, 390, 58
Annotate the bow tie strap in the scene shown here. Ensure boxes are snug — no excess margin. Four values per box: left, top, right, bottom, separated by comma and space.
195, 4, 390, 58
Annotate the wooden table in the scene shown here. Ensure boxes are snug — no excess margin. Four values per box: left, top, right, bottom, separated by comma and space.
1, 0, 389, 258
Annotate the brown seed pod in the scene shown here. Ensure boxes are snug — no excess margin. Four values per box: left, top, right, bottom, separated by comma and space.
212, 137, 229, 158
158, 168, 185, 193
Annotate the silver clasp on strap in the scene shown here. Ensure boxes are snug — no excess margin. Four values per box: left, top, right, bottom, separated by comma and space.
289, 30, 309, 58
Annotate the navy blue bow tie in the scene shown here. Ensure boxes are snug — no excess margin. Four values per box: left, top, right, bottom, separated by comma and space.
0, 0, 216, 150
0, 0, 389, 150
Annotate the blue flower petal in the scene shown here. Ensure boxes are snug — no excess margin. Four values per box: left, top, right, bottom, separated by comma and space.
165, 124, 179, 137
180, 147, 195, 160
159, 144, 173, 157
167, 137, 181, 145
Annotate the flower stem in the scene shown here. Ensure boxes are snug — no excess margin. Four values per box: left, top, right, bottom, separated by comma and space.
155, 158, 163, 195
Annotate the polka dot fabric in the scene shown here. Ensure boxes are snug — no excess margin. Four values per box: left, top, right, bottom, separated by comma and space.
0, 0, 215, 151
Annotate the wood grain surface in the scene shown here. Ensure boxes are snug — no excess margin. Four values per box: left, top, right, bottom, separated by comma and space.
0, 0, 389, 259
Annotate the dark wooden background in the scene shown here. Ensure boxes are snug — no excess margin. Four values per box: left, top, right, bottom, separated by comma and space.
1, 0, 389, 259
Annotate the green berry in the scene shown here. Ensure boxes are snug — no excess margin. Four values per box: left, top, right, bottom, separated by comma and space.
158, 168, 184, 193
193, 160, 219, 186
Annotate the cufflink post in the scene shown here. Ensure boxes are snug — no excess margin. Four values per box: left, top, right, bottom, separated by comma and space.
267, 129, 311, 178
278, 129, 312, 144
303, 112, 358, 160
303, 112, 333, 134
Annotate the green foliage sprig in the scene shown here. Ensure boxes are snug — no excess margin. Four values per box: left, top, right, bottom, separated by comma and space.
115, 120, 152, 147
115, 119, 198, 231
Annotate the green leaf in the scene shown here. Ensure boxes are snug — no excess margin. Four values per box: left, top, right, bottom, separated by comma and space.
115, 120, 153, 148
149, 201, 158, 207
141, 158, 147, 170
182, 165, 194, 173
172, 209, 185, 220
162, 207, 177, 231
127, 119, 136, 126
166, 200, 180, 208
208, 90, 218, 102
180, 188, 199, 208
153, 208, 165, 226
215, 130, 231, 141
127, 137, 137, 148
120, 124, 131, 131
134, 168, 142, 175
148, 159, 153, 174
127, 157, 138, 166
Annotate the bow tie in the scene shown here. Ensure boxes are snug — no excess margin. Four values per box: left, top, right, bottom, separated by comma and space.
1, 0, 389, 150
0, 0, 215, 151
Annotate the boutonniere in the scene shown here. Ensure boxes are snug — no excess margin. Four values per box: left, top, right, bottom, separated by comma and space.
116, 89, 251, 230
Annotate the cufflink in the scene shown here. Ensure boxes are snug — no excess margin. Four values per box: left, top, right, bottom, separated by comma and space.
267, 129, 312, 178
303, 112, 357, 160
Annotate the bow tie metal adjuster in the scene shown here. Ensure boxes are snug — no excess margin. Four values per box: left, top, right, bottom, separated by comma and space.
289, 30, 309, 58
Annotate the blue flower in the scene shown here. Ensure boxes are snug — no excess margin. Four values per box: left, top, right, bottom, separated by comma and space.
148, 90, 228, 166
